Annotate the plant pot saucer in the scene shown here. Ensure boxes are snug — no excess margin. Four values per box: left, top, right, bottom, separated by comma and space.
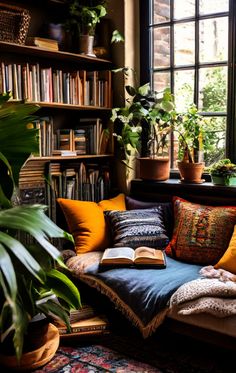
179, 178, 206, 184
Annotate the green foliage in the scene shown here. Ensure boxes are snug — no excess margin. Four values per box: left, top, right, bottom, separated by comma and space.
65, 0, 107, 36
176, 67, 227, 165
0, 92, 39, 207
202, 67, 227, 112
208, 158, 236, 177
0, 94, 81, 360
176, 104, 209, 163
111, 68, 177, 161
111, 30, 124, 44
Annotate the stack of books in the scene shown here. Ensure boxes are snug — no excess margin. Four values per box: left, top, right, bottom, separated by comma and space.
26, 37, 59, 51
53, 304, 110, 338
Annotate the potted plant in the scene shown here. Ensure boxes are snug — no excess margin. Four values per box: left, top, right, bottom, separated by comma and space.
111, 68, 176, 184
176, 104, 207, 183
0, 93, 81, 368
208, 158, 236, 186
65, 0, 107, 55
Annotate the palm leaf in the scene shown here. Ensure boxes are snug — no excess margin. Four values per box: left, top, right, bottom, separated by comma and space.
45, 269, 81, 310
37, 298, 71, 332
0, 243, 17, 301
0, 205, 73, 266
0, 102, 39, 186
0, 232, 44, 283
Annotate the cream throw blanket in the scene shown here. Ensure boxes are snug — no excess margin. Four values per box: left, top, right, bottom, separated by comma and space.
169, 267, 236, 318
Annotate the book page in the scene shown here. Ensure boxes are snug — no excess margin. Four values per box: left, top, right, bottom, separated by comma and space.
101, 247, 135, 264
134, 247, 165, 264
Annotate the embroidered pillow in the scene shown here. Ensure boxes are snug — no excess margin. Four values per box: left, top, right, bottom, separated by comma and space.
57, 194, 126, 254
214, 225, 236, 274
165, 197, 236, 265
105, 208, 169, 249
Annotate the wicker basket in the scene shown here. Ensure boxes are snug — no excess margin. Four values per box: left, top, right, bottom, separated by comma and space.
0, 3, 31, 45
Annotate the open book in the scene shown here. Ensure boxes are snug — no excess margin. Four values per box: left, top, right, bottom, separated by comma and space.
100, 246, 166, 268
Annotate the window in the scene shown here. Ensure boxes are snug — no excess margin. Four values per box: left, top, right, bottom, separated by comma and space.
140, 0, 236, 168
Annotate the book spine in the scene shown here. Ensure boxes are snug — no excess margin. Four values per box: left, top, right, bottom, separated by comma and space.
58, 323, 108, 335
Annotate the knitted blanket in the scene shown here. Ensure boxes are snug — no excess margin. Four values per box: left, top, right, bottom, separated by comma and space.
169, 277, 236, 317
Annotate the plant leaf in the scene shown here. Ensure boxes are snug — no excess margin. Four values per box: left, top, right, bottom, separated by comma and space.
45, 269, 81, 310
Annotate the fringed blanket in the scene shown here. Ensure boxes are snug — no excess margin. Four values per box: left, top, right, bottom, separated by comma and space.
65, 250, 201, 338
169, 276, 236, 317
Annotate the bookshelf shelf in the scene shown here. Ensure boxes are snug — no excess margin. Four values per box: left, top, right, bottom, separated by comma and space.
28, 102, 112, 111
0, 41, 112, 67
30, 154, 113, 161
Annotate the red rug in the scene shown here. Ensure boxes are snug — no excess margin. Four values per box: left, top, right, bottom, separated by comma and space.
33, 327, 235, 373
34, 344, 161, 372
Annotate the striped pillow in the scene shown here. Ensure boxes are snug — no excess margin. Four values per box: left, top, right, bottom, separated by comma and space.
105, 208, 169, 249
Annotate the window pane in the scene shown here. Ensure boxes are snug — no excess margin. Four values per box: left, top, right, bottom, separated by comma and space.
153, 72, 170, 91
199, 0, 229, 15
199, 66, 228, 112
204, 117, 226, 166
174, 70, 194, 111
174, 22, 195, 66
199, 18, 228, 63
153, 27, 170, 68
174, 0, 195, 19
153, 0, 170, 24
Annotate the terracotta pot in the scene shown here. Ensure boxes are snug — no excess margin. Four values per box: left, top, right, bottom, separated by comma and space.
177, 161, 205, 183
0, 324, 59, 371
138, 157, 170, 181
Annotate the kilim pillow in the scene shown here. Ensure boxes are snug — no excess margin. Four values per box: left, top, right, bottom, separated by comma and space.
105, 208, 169, 249
165, 196, 236, 265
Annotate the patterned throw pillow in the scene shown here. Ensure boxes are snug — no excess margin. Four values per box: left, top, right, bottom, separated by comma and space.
125, 196, 173, 238
165, 197, 236, 265
105, 208, 169, 249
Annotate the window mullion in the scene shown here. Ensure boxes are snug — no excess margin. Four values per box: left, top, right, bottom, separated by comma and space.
194, 0, 199, 107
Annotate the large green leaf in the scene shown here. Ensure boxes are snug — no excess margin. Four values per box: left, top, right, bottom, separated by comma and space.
45, 269, 81, 310
0, 101, 39, 186
0, 205, 73, 266
0, 243, 17, 301
37, 298, 71, 332
0, 232, 44, 283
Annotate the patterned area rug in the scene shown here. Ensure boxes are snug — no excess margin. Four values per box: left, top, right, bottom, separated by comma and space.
35, 344, 161, 372
34, 326, 235, 373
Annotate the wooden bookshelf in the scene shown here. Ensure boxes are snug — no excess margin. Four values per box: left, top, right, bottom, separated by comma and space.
0, 1, 114, 218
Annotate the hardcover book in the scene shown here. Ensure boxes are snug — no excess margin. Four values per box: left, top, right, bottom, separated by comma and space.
55, 315, 109, 337
100, 246, 166, 268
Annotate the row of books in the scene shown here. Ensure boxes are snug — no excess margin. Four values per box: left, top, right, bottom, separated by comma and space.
0, 62, 112, 107
46, 161, 111, 222
32, 117, 110, 157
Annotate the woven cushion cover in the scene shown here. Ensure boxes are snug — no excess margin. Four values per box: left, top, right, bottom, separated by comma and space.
165, 196, 236, 265
105, 208, 169, 249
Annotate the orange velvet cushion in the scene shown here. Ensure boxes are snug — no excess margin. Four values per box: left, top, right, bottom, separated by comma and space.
57, 194, 126, 254
214, 225, 236, 274
98, 193, 126, 211
165, 196, 236, 265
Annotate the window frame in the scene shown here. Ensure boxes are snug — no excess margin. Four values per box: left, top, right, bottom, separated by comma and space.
140, 0, 236, 165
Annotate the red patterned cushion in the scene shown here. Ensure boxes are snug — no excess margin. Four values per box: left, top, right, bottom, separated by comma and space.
165, 197, 236, 265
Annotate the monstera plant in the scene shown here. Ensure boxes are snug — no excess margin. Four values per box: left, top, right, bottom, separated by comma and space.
0, 93, 81, 362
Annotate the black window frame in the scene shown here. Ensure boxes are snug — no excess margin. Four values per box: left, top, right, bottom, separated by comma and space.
140, 0, 236, 165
